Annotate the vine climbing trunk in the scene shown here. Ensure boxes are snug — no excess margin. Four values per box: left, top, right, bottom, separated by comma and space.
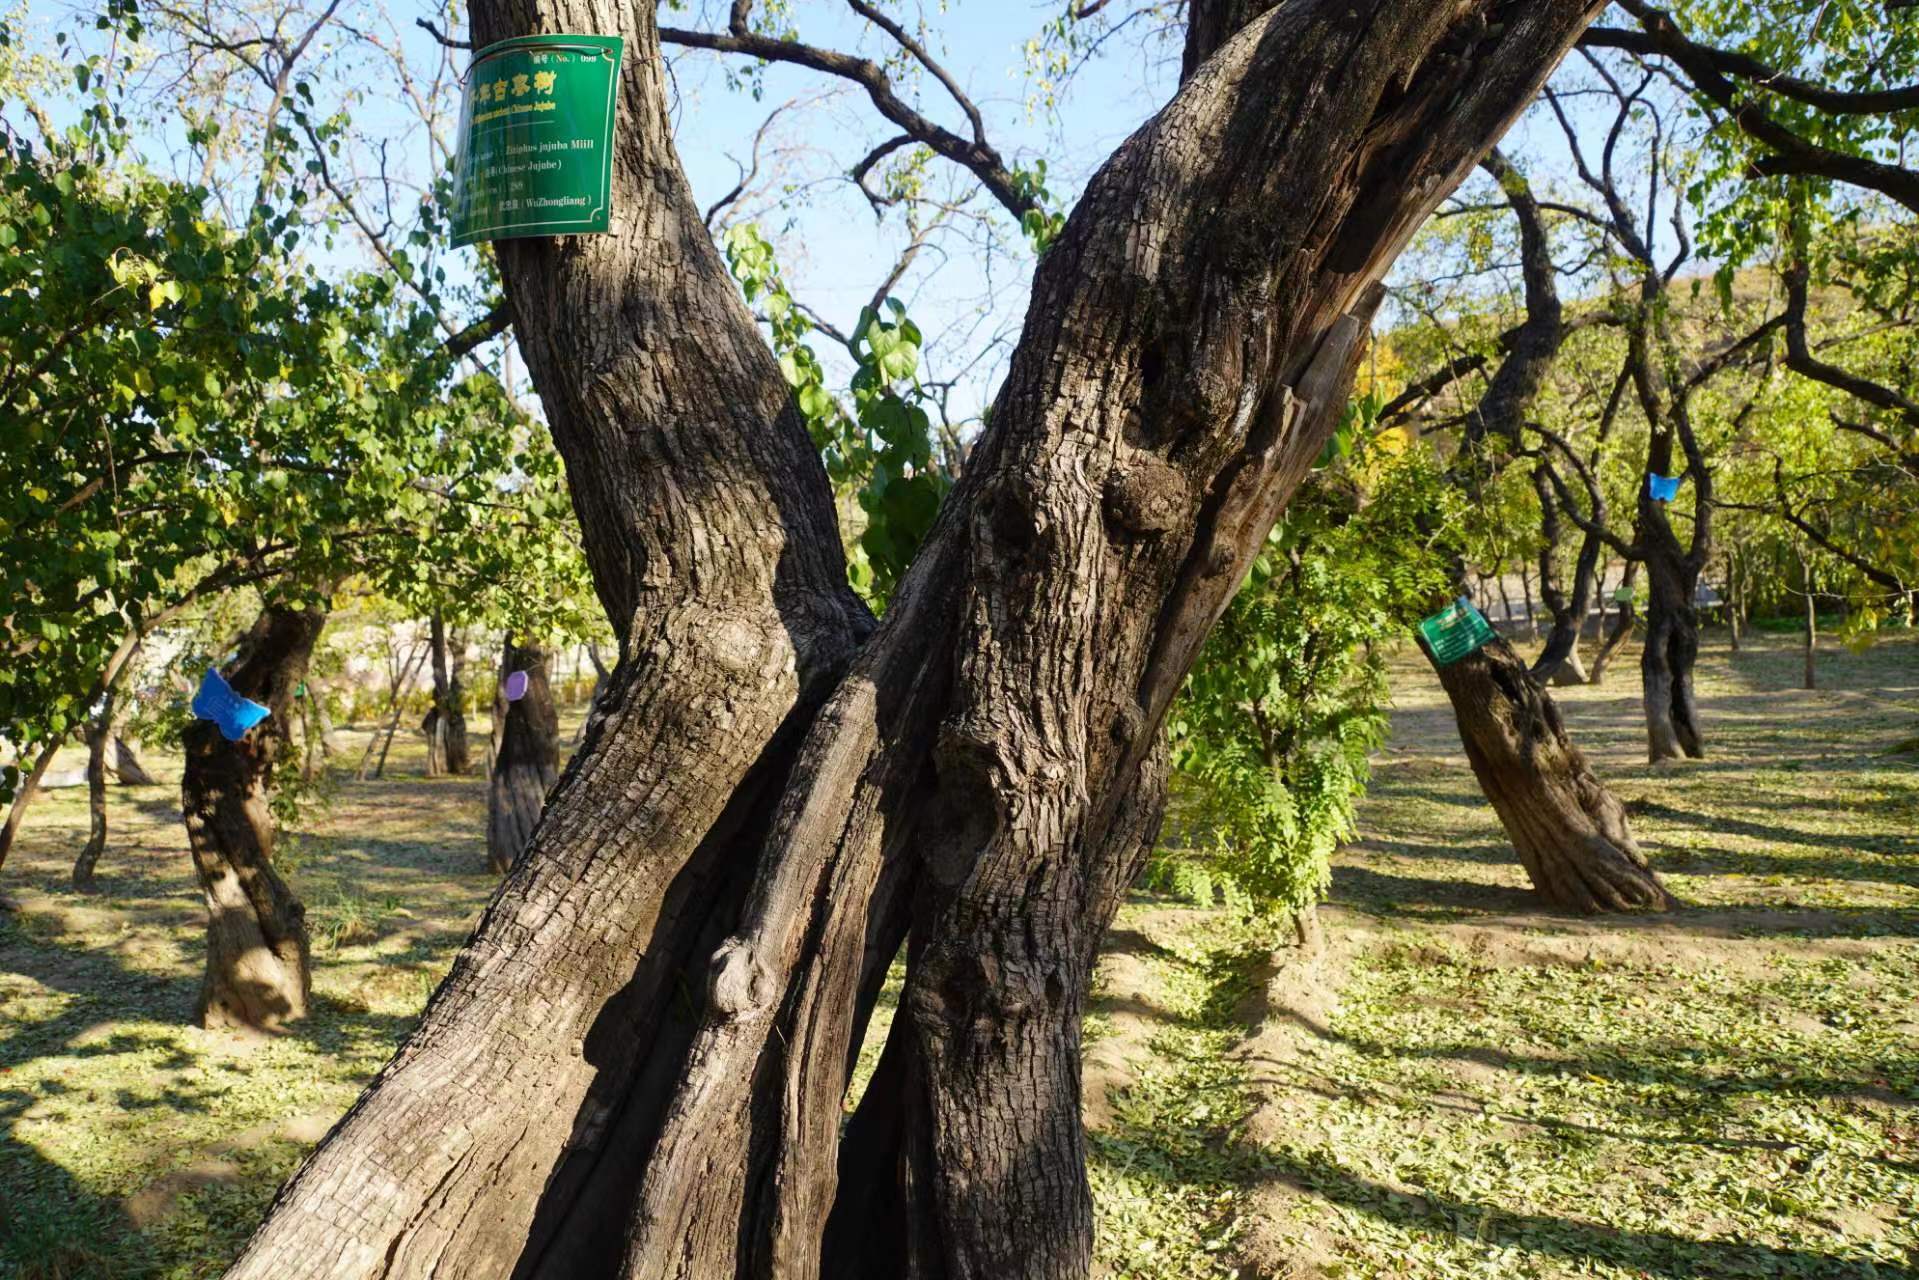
222, 1, 1604, 1275
181, 601, 328, 1032
486, 640, 560, 875
1422, 635, 1668, 912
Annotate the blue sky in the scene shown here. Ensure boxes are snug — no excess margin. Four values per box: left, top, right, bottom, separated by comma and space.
8, 1, 1683, 424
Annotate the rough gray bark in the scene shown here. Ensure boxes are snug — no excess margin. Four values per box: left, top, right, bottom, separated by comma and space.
181, 603, 327, 1032
224, 2, 1603, 1275
1640, 519, 1705, 761
485, 640, 560, 875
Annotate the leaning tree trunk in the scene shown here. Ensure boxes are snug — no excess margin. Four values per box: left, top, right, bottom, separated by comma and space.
485, 640, 560, 875
181, 602, 328, 1032
71, 690, 115, 893
109, 734, 158, 785
1423, 635, 1668, 912
1641, 546, 1704, 762
1419, 145, 1648, 914
223, 2, 1602, 1276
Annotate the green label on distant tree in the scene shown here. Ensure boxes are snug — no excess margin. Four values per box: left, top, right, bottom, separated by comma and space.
450, 35, 623, 247
1418, 596, 1497, 666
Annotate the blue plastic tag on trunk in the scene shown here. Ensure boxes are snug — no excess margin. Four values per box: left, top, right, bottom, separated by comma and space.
1647, 472, 1681, 502
192, 667, 272, 742
504, 670, 530, 702
1418, 597, 1498, 666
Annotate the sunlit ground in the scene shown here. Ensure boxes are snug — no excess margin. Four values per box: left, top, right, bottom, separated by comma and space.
1, 631, 1915, 1278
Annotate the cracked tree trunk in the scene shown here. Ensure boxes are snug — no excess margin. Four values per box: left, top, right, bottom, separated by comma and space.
1425, 635, 1668, 912
223, 1, 1603, 1276
486, 640, 560, 875
181, 602, 328, 1032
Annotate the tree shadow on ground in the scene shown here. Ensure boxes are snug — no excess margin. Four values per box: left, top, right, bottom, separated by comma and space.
1251, 1145, 1911, 1279
0, 905, 416, 1278
1332, 855, 1919, 937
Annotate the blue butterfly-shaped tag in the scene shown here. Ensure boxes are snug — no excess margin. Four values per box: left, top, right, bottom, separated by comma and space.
192, 667, 272, 742
1647, 472, 1681, 502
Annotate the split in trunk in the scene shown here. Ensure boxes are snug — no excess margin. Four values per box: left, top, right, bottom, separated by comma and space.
181, 601, 328, 1032
222, 1, 1605, 1274
486, 640, 561, 875
1423, 635, 1668, 913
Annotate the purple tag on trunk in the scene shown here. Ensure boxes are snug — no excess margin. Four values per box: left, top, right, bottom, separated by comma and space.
504, 670, 530, 703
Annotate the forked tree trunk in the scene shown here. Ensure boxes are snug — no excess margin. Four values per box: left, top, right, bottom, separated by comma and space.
224, 2, 1602, 1276
71, 690, 115, 893
1423, 635, 1667, 913
1641, 546, 1704, 762
181, 602, 328, 1032
486, 640, 560, 875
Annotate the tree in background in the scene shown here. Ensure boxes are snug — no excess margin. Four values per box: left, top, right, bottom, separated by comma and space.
1162, 428, 1456, 930
487, 638, 560, 875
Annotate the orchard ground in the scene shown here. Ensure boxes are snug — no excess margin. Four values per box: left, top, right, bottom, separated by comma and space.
1, 629, 1914, 1279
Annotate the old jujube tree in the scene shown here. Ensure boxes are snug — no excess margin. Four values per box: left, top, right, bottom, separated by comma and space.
226, 1, 1605, 1276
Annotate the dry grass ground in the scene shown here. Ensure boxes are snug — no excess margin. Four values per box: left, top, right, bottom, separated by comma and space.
1, 630, 1914, 1279
1085, 628, 1919, 1280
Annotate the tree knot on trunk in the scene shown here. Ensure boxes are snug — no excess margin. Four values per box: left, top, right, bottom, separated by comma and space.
1102, 457, 1191, 537
707, 937, 776, 1019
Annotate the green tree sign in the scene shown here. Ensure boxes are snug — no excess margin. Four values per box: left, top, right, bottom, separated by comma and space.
451, 35, 623, 246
